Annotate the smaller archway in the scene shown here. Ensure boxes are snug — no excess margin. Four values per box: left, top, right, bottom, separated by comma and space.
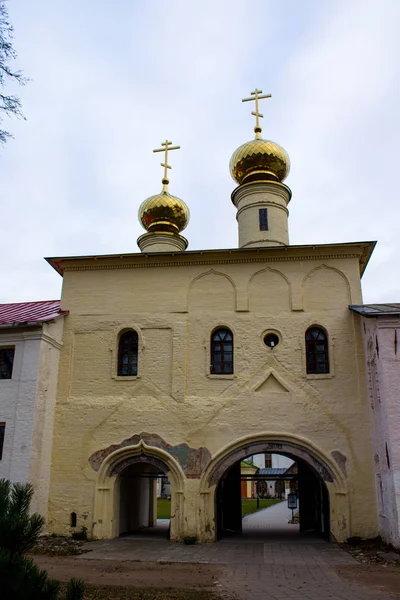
92, 442, 185, 540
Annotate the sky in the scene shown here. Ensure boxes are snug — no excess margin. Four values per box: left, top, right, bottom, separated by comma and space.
1, 0, 399, 303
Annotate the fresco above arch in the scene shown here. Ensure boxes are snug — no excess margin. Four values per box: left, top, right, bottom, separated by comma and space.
88, 431, 211, 479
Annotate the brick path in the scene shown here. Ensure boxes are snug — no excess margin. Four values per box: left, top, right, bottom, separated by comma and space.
82, 503, 392, 600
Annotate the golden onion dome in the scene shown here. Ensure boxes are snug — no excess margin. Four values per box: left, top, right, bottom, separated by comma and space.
139, 190, 189, 233
230, 137, 290, 185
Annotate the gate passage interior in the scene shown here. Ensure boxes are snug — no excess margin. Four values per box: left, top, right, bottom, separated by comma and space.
119, 462, 169, 536
216, 457, 330, 539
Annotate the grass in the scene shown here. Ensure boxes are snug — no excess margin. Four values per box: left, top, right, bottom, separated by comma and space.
157, 498, 171, 519
61, 584, 219, 600
241, 498, 282, 518
158, 498, 282, 519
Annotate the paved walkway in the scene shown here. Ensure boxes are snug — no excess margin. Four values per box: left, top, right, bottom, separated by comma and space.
241, 499, 299, 538
82, 502, 392, 600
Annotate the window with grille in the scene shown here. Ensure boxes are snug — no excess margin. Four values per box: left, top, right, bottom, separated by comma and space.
0, 423, 5, 460
118, 331, 138, 376
210, 328, 233, 374
305, 327, 329, 374
0, 348, 14, 379
259, 208, 268, 231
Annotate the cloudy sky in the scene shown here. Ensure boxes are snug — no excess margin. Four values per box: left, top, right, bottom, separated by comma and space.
1, 0, 399, 303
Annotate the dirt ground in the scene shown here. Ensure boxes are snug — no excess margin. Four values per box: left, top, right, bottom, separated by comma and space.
32, 548, 400, 599
335, 565, 400, 598
32, 556, 224, 590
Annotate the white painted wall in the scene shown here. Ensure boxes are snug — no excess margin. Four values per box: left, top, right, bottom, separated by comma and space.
0, 318, 64, 520
361, 315, 400, 549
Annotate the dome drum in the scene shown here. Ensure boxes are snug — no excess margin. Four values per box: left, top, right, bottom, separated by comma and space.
137, 230, 188, 253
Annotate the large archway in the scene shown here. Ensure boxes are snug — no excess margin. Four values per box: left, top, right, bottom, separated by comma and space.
199, 434, 348, 543
92, 440, 185, 540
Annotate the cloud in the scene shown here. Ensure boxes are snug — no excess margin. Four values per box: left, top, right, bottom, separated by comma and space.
0, 0, 399, 303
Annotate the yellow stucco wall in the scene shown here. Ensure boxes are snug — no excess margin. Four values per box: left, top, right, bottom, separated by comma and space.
47, 243, 377, 542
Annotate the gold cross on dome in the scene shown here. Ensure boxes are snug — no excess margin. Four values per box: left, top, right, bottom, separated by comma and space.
153, 139, 180, 191
242, 89, 271, 137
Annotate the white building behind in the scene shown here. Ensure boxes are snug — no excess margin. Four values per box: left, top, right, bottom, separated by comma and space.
252, 453, 293, 470
0, 301, 65, 518
350, 303, 400, 549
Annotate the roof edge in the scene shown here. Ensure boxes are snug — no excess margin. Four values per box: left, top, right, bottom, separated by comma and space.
349, 304, 400, 318
0, 311, 68, 329
46, 240, 377, 277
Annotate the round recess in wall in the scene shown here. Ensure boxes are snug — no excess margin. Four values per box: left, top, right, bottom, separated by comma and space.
263, 332, 280, 348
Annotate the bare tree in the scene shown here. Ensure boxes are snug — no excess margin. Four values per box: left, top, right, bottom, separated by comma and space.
0, 0, 27, 145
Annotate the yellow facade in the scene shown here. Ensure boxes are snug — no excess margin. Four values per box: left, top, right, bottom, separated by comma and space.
47, 241, 377, 542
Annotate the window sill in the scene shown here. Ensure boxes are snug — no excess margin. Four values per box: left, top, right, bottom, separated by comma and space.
207, 374, 236, 380
112, 375, 141, 381
304, 373, 333, 380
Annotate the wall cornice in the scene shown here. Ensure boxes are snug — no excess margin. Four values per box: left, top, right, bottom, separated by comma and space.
0, 329, 62, 350
63, 252, 361, 273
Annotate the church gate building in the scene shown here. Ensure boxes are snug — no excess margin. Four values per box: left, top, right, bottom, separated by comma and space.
45, 91, 378, 543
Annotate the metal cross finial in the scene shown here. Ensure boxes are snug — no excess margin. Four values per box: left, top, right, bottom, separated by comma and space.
153, 139, 180, 192
242, 89, 271, 138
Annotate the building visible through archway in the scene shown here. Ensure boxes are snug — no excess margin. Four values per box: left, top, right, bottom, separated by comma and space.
216, 452, 330, 540
201, 437, 337, 542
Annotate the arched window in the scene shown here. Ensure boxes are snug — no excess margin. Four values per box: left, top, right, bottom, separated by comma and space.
305, 327, 329, 374
211, 328, 233, 374
118, 331, 138, 376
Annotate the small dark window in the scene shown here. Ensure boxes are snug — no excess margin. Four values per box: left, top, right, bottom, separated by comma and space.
70, 512, 77, 527
0, 348, 14, 379
118, 331, 138, 376
0, 423, 5, 460
264, 333, 279, 348
211, 328, 233, 375
259, 208, 268, 231
306, 327, 329, 374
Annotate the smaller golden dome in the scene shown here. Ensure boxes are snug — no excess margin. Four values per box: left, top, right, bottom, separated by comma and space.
139, 190, 189, 233
230, 138, 290, 185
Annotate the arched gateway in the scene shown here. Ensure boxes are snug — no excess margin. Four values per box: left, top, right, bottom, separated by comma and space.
198, 434, 349, 543
92, 440, 185, 540
91, 434, 349, 542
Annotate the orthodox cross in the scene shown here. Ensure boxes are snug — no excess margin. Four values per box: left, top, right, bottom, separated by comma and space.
242, 89, 271, 137
153, 139, 180, 190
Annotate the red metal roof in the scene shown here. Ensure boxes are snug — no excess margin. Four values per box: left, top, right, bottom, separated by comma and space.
0, 300, 67, 326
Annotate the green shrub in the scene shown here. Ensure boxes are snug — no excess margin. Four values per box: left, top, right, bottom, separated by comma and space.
0, 478, 85, 599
